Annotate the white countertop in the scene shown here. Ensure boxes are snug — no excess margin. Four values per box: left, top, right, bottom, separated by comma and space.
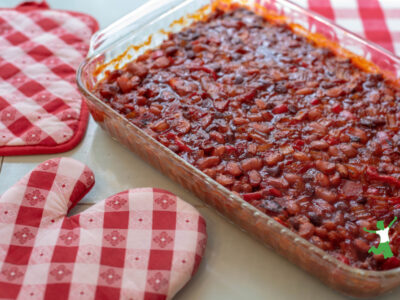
0, 0, 399, 299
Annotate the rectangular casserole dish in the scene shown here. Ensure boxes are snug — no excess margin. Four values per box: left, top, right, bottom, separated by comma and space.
77, 0, 400, 297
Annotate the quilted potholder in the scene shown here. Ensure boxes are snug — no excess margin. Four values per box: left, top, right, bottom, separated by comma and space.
0, 1, 98, 155
0, 158, 207, 299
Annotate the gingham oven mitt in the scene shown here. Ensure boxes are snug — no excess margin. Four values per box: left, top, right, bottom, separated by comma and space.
0, 1, 98, 155
0, 158, 207, 299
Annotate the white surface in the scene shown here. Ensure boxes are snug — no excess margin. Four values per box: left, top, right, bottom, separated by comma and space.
0, 1, 400, 299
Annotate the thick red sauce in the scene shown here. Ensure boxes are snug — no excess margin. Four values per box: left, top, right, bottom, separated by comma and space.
94, 8, 400, 270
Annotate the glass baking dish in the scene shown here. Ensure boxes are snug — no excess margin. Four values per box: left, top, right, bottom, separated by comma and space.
77, 0, 400, 297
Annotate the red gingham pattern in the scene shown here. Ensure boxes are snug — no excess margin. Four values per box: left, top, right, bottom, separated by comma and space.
0, 2, 98, 156
0, 158, 207, 299
297, 0, 400, 56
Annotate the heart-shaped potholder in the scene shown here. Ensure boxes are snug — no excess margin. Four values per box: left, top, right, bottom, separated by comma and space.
0, 158, 207, 299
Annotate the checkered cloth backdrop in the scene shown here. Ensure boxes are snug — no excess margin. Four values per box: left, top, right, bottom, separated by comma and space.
0, 158, 207, 299
299, 0, 400, 56
0, 2, 98, 155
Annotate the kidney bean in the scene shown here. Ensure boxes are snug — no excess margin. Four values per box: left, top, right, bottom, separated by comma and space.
256, 144, 272, 154
315, 187, 338, 203
286, 200, 300, 215
294, 110, 308, 121
310, 140, 329, 150
328, 146, 340, 157
339, 110, 355, 120
150, 105, 162, 115
315, 172, 330, 187
349, 127, 368, 144
248, 170, 262, 186
226, 161, 242, 177
316, 160, 336, 175
314, 198, 334, 213
247, 143, 258, 155
354, 238, 370, 255
248, 111, 263, 121
253, 99, 266, 110
175, 119, 191, 134
212, 145, 226, 157
233, 117, 249, 125
165, 46, 179, 56
241, 157, 263, 171
266, 188, 282, 198
249, 133, 270, 144
268, 177, 289, 189
203, 168, 216, 179
216, 174, 235, 186
309, 122, 327, 135
308, 108, 322, 120
197, 156, 220, 170
341, 180, 362, 197
242, 191, 262, 201
264, 152, 284, 166
329, 173, 341, 187
325, 86, 343, 97
151, 120, 170, 132
339, 144, 358, 158
324, 220, 337, 231
272, 104, 288, 114
299, 222, 315, 239
233, 182, 252, 194
251, 122, 272, 134
136, 96, 148, 106
160, 40, 175, 50
360, 116, 386, 128
117, 75, 138, 93
293, 151, 311, 161
284, 173, 302, 185
151, 50, 164, 60
169, 78, 198, 96
336, 164, 348, 178
210, 131, 225, 143
127, 62, 148, 78
153, 56, 171, 68
310, 150, 329, 161
346, 164, 360, 180
315, 227, 328, 239
295, 87, 314, 95
280, 144, 294, 155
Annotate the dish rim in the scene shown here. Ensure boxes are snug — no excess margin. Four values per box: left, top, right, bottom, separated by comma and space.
77, 0, 400, 278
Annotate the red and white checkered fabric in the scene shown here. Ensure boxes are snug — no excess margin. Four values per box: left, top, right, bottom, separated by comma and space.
0, 158, 207, 299
298, 0, 400, 56
0, 2, 98, 156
